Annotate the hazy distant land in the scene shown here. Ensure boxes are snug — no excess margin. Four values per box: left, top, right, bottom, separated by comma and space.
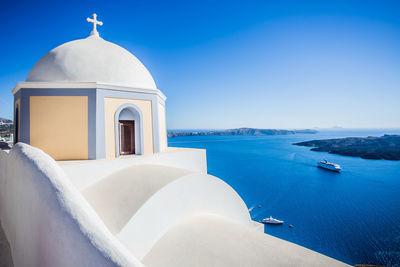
294, 135, 400, 160
168, 128, 318, 137
0, 118, 13, 140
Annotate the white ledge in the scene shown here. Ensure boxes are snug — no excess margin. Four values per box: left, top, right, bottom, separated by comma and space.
12, 81, 167, 101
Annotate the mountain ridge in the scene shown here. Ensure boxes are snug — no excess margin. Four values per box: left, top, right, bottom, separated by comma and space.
168, 127, 318, 137
294, 135, 400, 160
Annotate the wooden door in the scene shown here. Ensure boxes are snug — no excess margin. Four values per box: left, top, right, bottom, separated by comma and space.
119, 120, 135, 155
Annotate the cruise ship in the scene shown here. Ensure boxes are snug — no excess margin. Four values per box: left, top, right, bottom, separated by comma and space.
318, 160, 341, 172
262, 216, 284, 224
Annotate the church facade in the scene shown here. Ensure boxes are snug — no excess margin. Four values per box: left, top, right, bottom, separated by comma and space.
12, 15, 167, 160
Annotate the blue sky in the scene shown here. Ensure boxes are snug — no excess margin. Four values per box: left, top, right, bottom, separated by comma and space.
0, 0, 399, 129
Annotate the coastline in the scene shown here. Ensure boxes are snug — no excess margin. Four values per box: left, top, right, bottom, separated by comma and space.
294, 134, 400, 161
168, 128, 318, 138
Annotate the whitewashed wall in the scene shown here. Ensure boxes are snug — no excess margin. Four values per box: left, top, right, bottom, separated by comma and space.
0, 144, 143, 267
60, 147, 207, 191
117, 173, 253, 259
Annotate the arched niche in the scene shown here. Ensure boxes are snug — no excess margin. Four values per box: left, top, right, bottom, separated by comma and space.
14, 104, 19, 144
114, 103, 144, 156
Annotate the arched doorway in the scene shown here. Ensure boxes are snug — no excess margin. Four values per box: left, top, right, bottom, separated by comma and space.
14, 105, 19, 144
115, 104, 144, 156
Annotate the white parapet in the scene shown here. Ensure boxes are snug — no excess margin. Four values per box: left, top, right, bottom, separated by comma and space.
0, 144, 143, 267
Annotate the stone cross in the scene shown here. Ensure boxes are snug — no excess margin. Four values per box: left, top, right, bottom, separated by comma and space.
87, 13, 103, 36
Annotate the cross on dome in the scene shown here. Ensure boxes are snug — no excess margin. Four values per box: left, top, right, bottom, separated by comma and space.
86, 13, 103, 37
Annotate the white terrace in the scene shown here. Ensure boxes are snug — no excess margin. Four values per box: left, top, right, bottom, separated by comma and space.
0, 144, 349, 267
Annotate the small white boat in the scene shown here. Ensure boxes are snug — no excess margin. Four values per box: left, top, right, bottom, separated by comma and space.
318, 160, 341, 172
262, 216, 284, 224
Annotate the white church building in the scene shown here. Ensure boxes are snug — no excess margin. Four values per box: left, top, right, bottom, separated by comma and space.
0, 14, 348, 267
12, 13, 166, 160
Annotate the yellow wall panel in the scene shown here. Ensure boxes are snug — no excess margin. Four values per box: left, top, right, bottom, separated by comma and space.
104, 98, 153, 158
30, 96, 88, 160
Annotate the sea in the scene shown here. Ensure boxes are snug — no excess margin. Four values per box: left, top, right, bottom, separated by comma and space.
168, 129, 400, 267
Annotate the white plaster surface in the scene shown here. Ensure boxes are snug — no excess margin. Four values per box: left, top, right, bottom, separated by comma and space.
0, 144, 143, 267
0, 220, 13, 267
143, 214, 350, 267
59, 147, 207, 190
62, 148, 255, 259
0, 144, 349, 266
116, 173, 253, 259
26, 35, 156, 90
82, 164, 193, 234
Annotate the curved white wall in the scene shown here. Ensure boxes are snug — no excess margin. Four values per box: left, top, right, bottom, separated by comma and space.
0, 144, 143, 267
60, 147, 207, 191
117, 173, 253, 259
0, 144, 347, 267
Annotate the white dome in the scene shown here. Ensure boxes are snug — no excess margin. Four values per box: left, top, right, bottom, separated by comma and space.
26, 35, 157, 90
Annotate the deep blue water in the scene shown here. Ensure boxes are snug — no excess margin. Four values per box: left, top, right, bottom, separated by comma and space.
168, 129, 400, 266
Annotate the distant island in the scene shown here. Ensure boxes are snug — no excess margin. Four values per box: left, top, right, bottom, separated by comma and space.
168, 128, 318, 137
294, 135, 400, 160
